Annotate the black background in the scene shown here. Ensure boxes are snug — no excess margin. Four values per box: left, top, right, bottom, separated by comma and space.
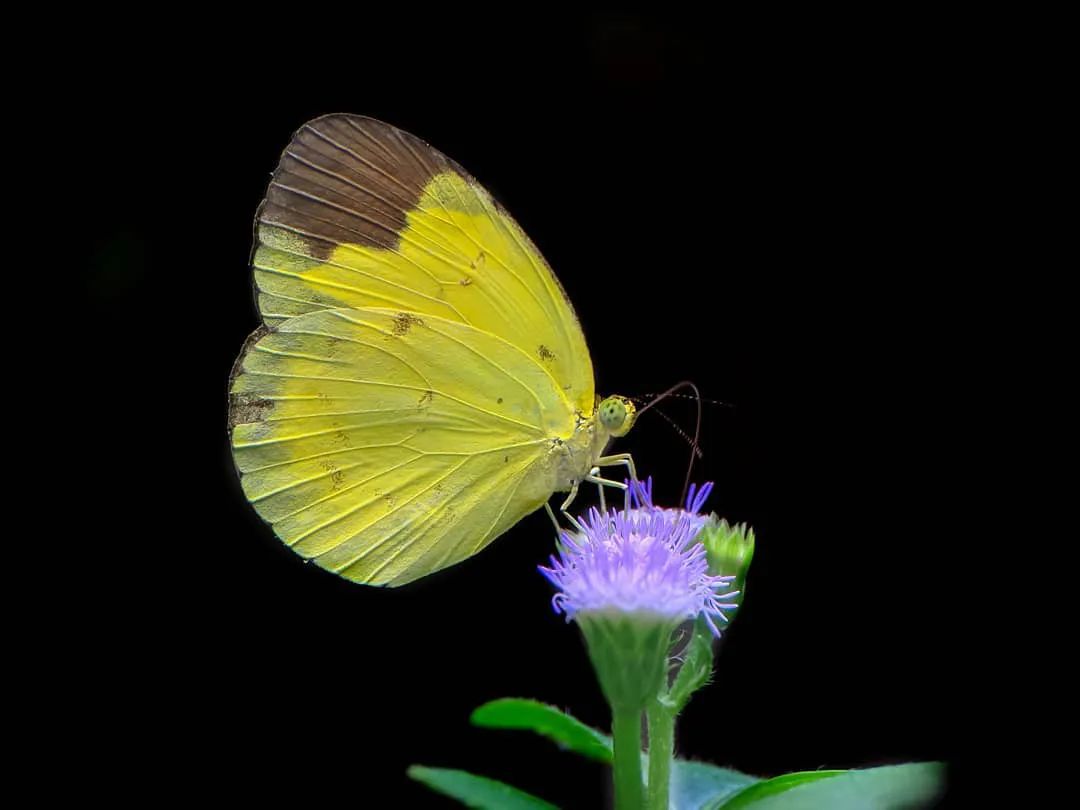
74, 11, 984, 807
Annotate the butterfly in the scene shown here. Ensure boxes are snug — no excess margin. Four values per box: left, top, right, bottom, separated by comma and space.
228, 115, 638, 586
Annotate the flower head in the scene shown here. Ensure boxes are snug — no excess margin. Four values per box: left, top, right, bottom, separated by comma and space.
539, 478, 740, 637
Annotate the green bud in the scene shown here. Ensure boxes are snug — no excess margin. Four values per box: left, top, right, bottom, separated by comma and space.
699, 518, 755, 596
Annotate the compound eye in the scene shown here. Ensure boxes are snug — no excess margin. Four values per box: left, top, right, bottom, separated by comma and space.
599, 397, 627, 430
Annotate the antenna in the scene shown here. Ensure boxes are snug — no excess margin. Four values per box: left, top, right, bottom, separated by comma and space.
646, 406, 704, 460
636, 381, 703, 504
639, 391, 733, 409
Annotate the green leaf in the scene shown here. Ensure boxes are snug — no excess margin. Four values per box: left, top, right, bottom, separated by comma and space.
709, 771, 844, 809
471, 698, 613, 763
714, 762, 946, 810
407, 766, 558, 810
672, 760, 761, 810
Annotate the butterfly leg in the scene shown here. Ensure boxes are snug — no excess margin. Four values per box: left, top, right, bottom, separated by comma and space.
558, 481, 586, 533
546, 498, 584, 535
544, 502, 561, 533
594, 453, 638, 509
595, 453, 638, 481
585, 467, 628, 513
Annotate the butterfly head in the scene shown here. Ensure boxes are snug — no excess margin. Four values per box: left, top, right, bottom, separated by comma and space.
597, 395, 637, 437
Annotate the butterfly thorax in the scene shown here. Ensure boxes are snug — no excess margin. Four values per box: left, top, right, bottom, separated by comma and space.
544, 418, 601, 493
542, 395, 637, 493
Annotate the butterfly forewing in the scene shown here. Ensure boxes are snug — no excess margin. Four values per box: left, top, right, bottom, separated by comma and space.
254, 114, 594, 414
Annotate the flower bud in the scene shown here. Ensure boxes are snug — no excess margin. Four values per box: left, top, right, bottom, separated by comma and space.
699, 518, 755, 600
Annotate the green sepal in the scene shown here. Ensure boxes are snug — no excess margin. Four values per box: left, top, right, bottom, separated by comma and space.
577, 609, 678, 711
668, 615, 717, 712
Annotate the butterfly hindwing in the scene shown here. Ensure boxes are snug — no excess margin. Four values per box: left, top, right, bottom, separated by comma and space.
228, 307, 573, 585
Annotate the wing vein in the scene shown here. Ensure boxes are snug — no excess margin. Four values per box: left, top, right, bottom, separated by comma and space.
239, 370, 544, 434
316, 457, 471, 562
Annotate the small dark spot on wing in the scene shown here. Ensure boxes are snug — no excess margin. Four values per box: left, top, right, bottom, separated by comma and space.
319, 459, 345, 490
391, 312, 425, 336
435, 505, 458, 532
538, 344, 556, 363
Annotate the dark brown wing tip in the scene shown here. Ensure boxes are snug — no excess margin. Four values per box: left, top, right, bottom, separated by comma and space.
256, 113, 453, 262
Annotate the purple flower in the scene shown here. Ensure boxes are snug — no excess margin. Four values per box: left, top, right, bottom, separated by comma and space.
622, 477, 714, 539
539, 479, 740, 637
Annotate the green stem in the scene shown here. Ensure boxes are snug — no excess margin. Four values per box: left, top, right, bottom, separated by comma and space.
646, 699, 675, 810
611, 708, 645, 810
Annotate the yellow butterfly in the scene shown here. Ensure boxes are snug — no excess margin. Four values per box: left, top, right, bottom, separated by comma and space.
229, 115, 638, 586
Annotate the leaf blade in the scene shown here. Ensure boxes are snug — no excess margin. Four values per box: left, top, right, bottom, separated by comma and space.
672, 759, 761, 810
710, 770, 844, 809
471, 698, 614, 763
715, 762, 946, 810
407, 766, 558, 810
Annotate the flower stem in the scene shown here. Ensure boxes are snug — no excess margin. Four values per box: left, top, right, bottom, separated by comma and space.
646, 698, 676, 810
611, 708, 645, 810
